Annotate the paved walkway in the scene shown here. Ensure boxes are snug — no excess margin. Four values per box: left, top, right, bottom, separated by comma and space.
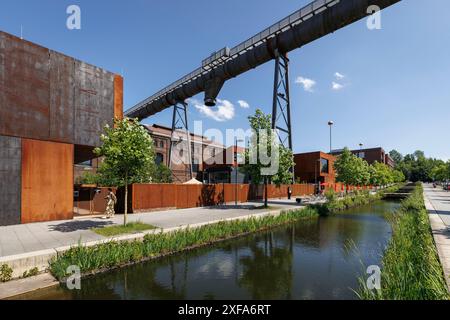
0, 198, 310, 298
423, 184, 450, 292
0, 199, 305, 258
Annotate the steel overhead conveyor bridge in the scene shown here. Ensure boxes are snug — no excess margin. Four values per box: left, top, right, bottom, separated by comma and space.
126, 0, 401, 180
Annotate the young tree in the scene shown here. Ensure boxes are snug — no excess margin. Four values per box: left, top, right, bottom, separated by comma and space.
431, 163, 450, 182
392, 169, 406, 183
154, 164, 173, 183
371, 162, 393, 187
94, 118, 156, 225
241, 109, 295, 207
334, 148, 370, 188
389, 149, 403, 166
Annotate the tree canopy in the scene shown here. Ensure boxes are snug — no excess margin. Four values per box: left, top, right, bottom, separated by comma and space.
334, 148, 405, 187
241, 109, 295, 186
94, 118, 156, 224
391, 149, 448, 182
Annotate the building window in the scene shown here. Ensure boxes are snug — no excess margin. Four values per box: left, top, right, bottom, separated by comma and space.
320, 158, 329, 174
160, 141, 164, 148
156, 153, 164, 166
358, 152, 365, 159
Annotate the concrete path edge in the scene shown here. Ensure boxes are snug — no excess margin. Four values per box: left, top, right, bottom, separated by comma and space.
423, 191, 450, 293
0, 207, 298, 299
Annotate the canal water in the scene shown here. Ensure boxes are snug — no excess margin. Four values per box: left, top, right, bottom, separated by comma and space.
19, 200, 399, 300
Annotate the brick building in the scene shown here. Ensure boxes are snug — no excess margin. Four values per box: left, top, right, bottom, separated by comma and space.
330, 147, 395, 168
144, 124, 226, 183
203, 146, 248, 184
294, 151, 337, 185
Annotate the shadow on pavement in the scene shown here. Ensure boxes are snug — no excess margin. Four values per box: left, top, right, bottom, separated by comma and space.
48, 220, 114, 233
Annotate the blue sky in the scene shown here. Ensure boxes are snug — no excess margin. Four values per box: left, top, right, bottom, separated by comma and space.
1, 0, 449, 160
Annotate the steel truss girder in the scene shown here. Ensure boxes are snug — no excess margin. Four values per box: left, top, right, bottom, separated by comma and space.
169, 101, 193, 182
272, 50, 294, 183
272, 50, 293, 150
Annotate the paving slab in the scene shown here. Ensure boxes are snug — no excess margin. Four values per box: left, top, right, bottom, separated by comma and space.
0, 273, 58, 300
0, 199, 306, 278
423, 184, 450, 292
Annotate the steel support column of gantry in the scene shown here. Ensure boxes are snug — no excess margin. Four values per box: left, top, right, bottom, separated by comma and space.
168, 101, 193, 182
271, 50, 294, 182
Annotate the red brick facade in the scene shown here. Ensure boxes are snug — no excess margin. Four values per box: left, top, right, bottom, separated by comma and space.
294, 151, 336, 184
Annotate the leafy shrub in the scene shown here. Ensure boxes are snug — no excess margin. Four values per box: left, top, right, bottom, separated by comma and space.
0, 264, 13, 282
22, 267, 39, 279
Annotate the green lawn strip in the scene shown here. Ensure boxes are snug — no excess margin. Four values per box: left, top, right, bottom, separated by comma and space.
49, 207, 319, 281
92, 222, 157, 237
358, 184, 450, 300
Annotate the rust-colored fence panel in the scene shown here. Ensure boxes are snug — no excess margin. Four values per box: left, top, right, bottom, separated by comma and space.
21, 139, 74, 223
129, 183, 315, 213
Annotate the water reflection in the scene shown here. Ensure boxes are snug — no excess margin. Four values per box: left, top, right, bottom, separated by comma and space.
19, 201, 399, 300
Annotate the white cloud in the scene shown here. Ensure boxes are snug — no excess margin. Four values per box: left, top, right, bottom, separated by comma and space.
335, 72, 345, 80
237, 100, 250, 109
295, 76, 316, 92
332, 82, 344, 91
192, 98, 235, 122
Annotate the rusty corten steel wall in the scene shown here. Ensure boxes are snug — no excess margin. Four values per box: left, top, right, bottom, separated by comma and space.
130, 183, 315, 212
0, 135, 22, 226
114, 75, 124, 121
74, 61, 115, 147
0, 31, 116, 148
21, 139, 74, 224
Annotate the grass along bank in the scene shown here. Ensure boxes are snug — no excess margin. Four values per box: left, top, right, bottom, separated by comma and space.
358, 184, 450, 300
93, 222, 156, 237
49, 207, 320, 281
48, 185, 401, 282
314, 184, 402, 215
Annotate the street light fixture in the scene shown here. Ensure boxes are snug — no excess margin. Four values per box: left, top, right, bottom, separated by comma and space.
235, 138, 244, 206
328, 121, 334, 153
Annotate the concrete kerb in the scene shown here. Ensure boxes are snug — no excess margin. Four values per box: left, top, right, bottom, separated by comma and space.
0, 206, 300, 297
423, 191, 450, 293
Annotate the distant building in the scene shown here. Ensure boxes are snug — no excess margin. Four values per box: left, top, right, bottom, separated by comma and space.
294, 152, 337, 185
203, 146, 249, 184
144, 124, 226, 183
330, 147, 395, 169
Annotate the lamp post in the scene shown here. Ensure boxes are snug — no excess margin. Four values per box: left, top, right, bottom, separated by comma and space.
328, 121, 334, 153
359, 143, 364, 158
235, 138, 244, 206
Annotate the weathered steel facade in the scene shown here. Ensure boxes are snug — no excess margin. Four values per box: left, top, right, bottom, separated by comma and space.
0, 136, 21, 225
0, 31, 123, 226
0, 32, 117, 146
